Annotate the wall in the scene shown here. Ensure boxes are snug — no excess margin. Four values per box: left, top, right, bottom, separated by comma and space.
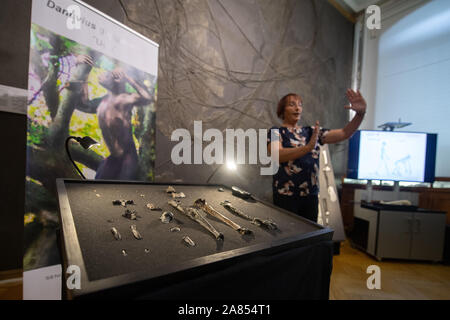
82, 0, 355, 201
359, 0, 450, 178
375, 0, 450, 177
358, 0, 430, 131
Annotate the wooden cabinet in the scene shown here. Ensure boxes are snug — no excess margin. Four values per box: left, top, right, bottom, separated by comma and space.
419, 190, 450, 225
353, 204, 446, 262
410, 212, 448, 261
340, 182, 450, 234
377, 210, 412, 260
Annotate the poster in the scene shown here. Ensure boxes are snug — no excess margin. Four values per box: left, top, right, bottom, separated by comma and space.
25, 0, 159, 285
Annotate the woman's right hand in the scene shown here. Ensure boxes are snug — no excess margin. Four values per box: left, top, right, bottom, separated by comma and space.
271, 121, 320, 163
307, 121, 319, 151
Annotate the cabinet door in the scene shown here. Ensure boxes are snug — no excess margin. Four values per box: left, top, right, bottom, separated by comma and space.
377, 211, 413, 260
410, 213, 446, 261
354, 206, 379, 255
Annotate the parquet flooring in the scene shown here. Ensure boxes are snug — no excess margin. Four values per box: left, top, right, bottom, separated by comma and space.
330, 240, 450, 300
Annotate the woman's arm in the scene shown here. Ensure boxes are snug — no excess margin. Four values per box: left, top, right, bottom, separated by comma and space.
322, 89, 367, 144
322, 112, 365, 144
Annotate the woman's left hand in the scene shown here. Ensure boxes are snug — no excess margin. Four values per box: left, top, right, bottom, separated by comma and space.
345, 89, 367, 115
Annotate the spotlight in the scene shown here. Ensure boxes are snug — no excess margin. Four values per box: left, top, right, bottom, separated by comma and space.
226, 161, 237, 171
65, 136, 100, 179
206, 161, 238, 184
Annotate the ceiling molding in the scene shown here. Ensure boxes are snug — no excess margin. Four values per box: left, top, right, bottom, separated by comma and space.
328, 0, 392, 23
342, 0, 383, 13
328, 0, 357, 23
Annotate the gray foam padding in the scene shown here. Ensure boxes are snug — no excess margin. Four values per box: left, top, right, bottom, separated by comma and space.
63, 183, 319, 281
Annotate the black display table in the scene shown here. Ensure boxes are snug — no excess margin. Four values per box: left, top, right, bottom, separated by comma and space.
56, 179, 334, 299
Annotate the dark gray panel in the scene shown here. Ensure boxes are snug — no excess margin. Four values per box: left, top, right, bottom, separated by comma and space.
0, 112, 26, 271
0, 0, 32, 89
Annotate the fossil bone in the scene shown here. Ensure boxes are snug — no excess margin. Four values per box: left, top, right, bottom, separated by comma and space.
111, 227, 122, 240
122, 209, 139, 220
220, 200, 278, 230
130, 224, 143, 240
113, 199, 135, 207
171, 192, 186, 198
168, 200, 224, 241
168, 200, 184, 213
166, 186, 176, 193
182, 235, 196, 247
160, 211, 174, 223
194, 199, 252, 235
146, 203, 162, 211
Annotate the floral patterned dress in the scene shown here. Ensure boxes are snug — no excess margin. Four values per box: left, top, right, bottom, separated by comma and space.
267, 126, 329, 198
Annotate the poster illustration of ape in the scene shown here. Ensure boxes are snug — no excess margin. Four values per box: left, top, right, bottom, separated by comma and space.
25, 23, 157, 270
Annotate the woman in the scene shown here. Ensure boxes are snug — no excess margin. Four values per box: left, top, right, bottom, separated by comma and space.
267, 89, 367, 222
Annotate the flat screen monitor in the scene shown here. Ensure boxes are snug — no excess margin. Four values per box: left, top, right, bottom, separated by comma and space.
347, 130, 437, 183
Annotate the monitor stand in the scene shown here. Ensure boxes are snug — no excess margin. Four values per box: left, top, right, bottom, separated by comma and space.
366, 180, 373, 202
393, 180, 400, 200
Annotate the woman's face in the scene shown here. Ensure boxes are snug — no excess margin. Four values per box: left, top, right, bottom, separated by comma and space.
283, 95, 303, 123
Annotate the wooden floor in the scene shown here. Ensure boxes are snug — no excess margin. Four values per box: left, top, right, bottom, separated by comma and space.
0, 269, 22, 300
330, 240, 450, 300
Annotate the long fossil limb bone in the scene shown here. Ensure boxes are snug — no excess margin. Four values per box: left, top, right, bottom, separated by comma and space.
220, 200, 278, 230
168, 200, 224, 241
194, 199, 253, 235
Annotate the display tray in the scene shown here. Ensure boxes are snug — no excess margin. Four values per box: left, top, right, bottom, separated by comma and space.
56, 179, 333, 299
